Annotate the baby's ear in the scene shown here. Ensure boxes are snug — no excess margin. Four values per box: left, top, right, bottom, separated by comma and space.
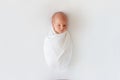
52, 23, 54, 28
51, 22, 53, 26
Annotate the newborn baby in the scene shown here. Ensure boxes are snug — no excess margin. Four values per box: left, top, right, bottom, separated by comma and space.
44, 11, 72, 80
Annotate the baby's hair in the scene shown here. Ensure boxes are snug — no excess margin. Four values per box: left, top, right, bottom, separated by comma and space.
51, 11, 67, 23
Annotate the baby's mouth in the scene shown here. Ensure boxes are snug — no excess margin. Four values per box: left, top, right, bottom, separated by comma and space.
60, 30, 64, 32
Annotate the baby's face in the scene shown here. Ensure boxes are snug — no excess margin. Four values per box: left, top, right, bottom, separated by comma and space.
52, 14, 68, 34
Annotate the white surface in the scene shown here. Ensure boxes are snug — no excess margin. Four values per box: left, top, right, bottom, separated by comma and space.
0, 0, 120, 80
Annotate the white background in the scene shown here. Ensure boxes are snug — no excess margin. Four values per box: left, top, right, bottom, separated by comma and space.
0, 0, 120, 80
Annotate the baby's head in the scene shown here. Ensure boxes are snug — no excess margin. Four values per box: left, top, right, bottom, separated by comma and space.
51, 11, 68, 34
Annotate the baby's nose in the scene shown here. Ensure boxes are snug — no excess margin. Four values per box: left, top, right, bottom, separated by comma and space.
60, 26, 64, 30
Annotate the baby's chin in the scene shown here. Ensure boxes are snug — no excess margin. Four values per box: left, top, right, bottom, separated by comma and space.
58, 30, 67, 34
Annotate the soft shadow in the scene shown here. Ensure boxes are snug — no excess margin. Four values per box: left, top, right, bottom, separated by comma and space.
66, 9, 87, 69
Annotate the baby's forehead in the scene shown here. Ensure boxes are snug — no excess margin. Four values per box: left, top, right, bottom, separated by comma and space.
52, 12, 67, 20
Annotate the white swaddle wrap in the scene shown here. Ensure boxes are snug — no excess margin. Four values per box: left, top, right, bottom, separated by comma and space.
44, 28, 72, 79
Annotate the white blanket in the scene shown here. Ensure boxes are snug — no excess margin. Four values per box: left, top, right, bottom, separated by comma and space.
44, 28, 72, 72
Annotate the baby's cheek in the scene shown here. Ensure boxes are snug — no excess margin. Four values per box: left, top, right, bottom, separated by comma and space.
64, 27, 67, 30
55, 27, 60, 31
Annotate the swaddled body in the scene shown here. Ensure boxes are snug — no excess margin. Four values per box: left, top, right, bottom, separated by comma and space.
44, 27, 72, 71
